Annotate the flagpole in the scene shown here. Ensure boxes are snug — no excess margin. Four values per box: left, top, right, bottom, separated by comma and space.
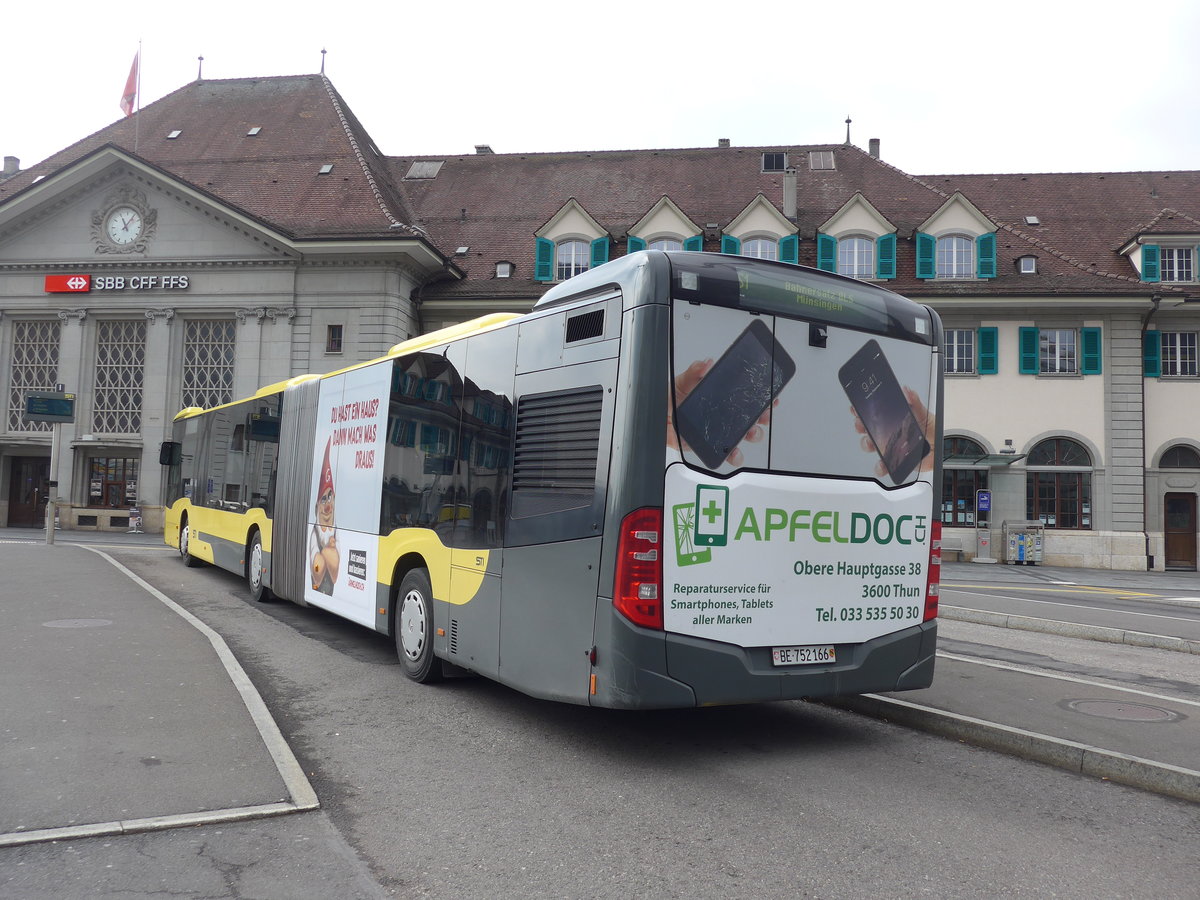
133, 40, 142, 154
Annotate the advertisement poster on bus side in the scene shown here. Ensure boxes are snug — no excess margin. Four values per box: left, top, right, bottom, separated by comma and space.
305, 363, 390, 626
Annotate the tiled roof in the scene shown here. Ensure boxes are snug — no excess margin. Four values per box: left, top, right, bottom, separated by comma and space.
921, 171, 1200, 295
0, 75, 416, 239
5, 73, 1199, 302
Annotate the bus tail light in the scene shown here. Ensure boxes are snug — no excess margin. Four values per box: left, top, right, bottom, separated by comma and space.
614, 507, 664, 630
924, 520, 941, 621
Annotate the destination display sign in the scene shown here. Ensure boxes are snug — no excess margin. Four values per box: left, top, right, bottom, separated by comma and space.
670, 255, 933, 345
25, 391, 76, 423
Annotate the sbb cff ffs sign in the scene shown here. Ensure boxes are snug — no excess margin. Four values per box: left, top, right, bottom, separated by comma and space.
24, 391, 76, 424
44, 274, 191, 292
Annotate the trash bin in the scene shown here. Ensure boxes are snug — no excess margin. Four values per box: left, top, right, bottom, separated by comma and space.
1003, 520, 1044, 565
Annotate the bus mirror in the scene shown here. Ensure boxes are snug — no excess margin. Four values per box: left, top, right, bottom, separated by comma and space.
159, 441, 182, 466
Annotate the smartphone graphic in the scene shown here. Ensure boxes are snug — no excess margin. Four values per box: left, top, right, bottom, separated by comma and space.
839, 339, 930, 483
672, 503, 712, 566
674, 319, 796, 470
694, 484, 729, 547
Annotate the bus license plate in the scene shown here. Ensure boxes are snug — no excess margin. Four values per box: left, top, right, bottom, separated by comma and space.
772, 645, 836, 666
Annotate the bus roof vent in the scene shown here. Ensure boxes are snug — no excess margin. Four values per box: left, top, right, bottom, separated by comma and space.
565, 309, 604, 343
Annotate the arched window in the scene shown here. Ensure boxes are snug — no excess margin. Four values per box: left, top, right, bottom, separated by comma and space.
743, 238, 778, 260
838, 236, 875, 279
1026, 438, 1093, 529
649, 238, 682, 252
556, 240, 590, 281
1161, 444, 1200, 468
937, 234, 974, 279
942, 437, 988, 525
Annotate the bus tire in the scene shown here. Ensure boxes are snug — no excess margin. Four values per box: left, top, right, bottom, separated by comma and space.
180, 518, 201, 568
395, 568, 442, 684
247, 531, 272, 602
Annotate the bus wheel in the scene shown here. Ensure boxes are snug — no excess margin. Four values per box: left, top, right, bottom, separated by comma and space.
180, 518, 201, 568
396, 568, 442, 684
247, 531, 272, 602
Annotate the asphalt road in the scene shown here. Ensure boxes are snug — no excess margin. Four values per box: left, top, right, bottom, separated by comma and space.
942, 570, 1200, 645
3, 544, 1198, 899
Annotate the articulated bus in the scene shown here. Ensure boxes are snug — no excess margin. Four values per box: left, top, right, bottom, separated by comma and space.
161, 251, 943, 709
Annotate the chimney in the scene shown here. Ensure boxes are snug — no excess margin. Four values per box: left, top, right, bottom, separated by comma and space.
718, 138, 730, 149
474, 144, 494, 155
868, 138, 880, 159
783, 167, 798, 219
2, 156, 19, 179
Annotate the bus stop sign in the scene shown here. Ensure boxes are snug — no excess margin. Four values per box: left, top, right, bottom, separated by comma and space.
24, 391, 76, 424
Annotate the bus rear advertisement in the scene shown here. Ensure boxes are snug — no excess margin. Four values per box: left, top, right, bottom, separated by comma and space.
162, 251, 943, 709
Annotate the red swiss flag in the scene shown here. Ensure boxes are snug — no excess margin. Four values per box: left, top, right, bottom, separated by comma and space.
120, 52, 139, 117
45, 275, 91, 293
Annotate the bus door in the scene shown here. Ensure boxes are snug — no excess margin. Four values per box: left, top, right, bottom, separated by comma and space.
437, 337, 512, 681
500, 309, 619, 702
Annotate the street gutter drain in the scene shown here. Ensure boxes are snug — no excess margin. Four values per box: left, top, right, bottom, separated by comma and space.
1062, 698, 1184, 723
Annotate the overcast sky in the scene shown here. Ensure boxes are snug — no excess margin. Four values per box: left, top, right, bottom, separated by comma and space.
6, 1, 1199, 177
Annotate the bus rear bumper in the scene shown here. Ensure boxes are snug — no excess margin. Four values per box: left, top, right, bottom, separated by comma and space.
664, 620, 937, 707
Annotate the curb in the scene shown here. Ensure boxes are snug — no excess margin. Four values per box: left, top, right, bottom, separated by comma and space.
940, 604, 1200, 655
828, 693, 1200, 805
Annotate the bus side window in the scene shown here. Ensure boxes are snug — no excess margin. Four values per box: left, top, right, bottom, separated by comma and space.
449, 328, 517, 549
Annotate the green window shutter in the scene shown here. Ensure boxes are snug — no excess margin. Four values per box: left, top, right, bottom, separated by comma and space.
976, 233, 997, 279
721, 235, 741, 255
876, 234, 897, 279
534, 237, 554, 282
916, 232, 936, 279
1143, 330, 1161, 377
977, 327, 998, 374
816, 233, 837, 272
590, 236, 610, 269
683, 235, 703, 251
1081, 327, 1102, 374
1018, 327, 1040, 374
1141, 244, 1160, 282
779, 234, 799, 264
627, 236, 646, 254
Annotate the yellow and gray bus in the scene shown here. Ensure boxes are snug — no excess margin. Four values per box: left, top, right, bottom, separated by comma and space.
161, 251, 943, 708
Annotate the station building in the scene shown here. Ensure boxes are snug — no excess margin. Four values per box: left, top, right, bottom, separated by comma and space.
2, 73, 1198, 570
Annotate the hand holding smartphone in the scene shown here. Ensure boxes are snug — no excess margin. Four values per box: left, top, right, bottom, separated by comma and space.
839, 339, 930, 483
673, 319, 795, 470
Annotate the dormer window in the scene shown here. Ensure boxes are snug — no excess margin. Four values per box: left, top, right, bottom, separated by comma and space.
1161, 246, 1195, 282
838, 236, 875, 279
742, 238, 778, 260
1019, 255, 1038, 274
534, 199, 610, 282
495, 261, 513, 278
915, 193, 998, 280
556, 240, 590, 280
937, 235, 975, 278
